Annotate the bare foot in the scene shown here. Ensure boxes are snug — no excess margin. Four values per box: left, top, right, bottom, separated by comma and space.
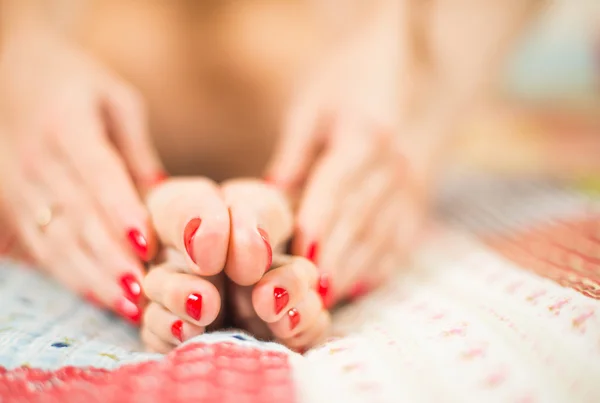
140, 178, 330, 353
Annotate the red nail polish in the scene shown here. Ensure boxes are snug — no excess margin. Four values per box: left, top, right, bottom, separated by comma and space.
115, 297, 141, 325
257, 228, 272, 273
147, 171, 168, 188
185, 293, 203, 321
171, 320, 184, 342
288, 308, 300, 330
183, 218, 202, 264
274, 287, 289, 315
83, 291, 103, 308
306, 242, 319, 263
119, 273, 142, 303
317, 273, 331, 308
127, 228, 149, 261
348, 281, 370, 300
263, 176, 275, 185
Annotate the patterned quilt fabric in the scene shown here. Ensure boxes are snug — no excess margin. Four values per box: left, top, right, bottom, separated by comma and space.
1, 175, 600, 403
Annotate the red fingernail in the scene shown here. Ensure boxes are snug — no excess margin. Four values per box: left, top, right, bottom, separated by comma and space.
288, 308, 300, 330
274, 287, 289, 315
183, 218, 202, 264
171, 320, 184, 342
83, 291, 103, 308
147, 171, 168, 188
257, 228, 272, 273
119, 273, 142, 303
185, 293, 203, 321
115, 297, 141, 325
306, 242, 319, 263
317, 273, 331, 308
348, 281, 370, 300
127, 228, 149, 261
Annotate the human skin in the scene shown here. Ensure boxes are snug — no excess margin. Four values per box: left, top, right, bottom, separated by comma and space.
0, 0, 541, 351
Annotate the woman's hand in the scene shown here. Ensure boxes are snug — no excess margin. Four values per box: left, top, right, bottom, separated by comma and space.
264, 2, 443, 307
0, 29, 165, 323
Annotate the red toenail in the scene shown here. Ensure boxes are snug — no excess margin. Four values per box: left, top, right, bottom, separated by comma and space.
317, 273, 331, 308
114, 297, 141, 325
119, 273, 142, 303
183, 218, 202, 264
288, 308, 300, 330
348, 281, 370, 300
127, 228, 149, 261
274, 287, 289, 315
185, 293, 203, 321
83, 291, 103, 308
171, 320, 184, 342
257, 228, 272, 273
306, 242, 319, 263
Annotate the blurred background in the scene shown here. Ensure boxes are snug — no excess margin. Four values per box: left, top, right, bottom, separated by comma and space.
455, 0, 600, 180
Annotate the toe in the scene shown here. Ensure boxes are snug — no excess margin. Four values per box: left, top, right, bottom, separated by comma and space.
280, 311, 331, 352
143, 260, 222, 327
141, 327, 174, 354
143, 302, 205, 345
222, 179, 293, 286
251, 255, 318, 323
268, 290, 322, 339
147, 178, 230, 276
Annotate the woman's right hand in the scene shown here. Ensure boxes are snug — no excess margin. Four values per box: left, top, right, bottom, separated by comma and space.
0, 28, 165, 324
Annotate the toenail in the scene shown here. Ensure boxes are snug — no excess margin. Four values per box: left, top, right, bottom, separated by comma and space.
119, 273, 142, 303
114, 297, 141, 325
274, 287, 289, 315
317, 273, 331, 308
185, 293, 203, 321
288, 308, 300, 330
183, 218, 202, 264
306, 242, 319, 263
171, 320, 184, 342
257, 228, 272, 273
127, 228, 149, 261
145, 171, 169, 189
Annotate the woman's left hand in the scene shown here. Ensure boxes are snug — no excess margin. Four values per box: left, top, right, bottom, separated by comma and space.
263, 8, 433, 307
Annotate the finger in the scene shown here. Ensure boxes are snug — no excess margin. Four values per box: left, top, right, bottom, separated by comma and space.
251, 255, 318, 323
292, 119, 384, 261
103, 80, 167, 192
146, 178, 229, 276
336, 193, 403, 298
143, 302, 205, 345
53, 112, 156, 262
143, 262, 222, 327
35, 154, 147, 304
221, 179, 294, 286
263, 91, 325, 191
268, 290, 322, 339
320, 160, 400, 275
141, 327, 174, 354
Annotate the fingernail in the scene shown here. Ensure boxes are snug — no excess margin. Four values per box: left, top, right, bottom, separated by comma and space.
115, 297, 141, 325
183, 218, 202, 264
306, 242, 319, 263
83, 291, 103, 308
185, 293, 203, 321
127, 228, 149, 261
257, 227, 272, 273
119, 273, 142, 303
317, 273, 331, 308
171, 320, 183, 342
274, 287, 289, 315
288, 308, 300, 330
348, 281, 370, 300
147, 171, 168, 188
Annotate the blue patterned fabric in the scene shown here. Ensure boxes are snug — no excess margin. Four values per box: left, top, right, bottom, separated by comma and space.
0, 259, 289, 370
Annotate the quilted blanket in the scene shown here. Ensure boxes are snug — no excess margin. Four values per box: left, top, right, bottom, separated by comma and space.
1, 174, 599, 403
